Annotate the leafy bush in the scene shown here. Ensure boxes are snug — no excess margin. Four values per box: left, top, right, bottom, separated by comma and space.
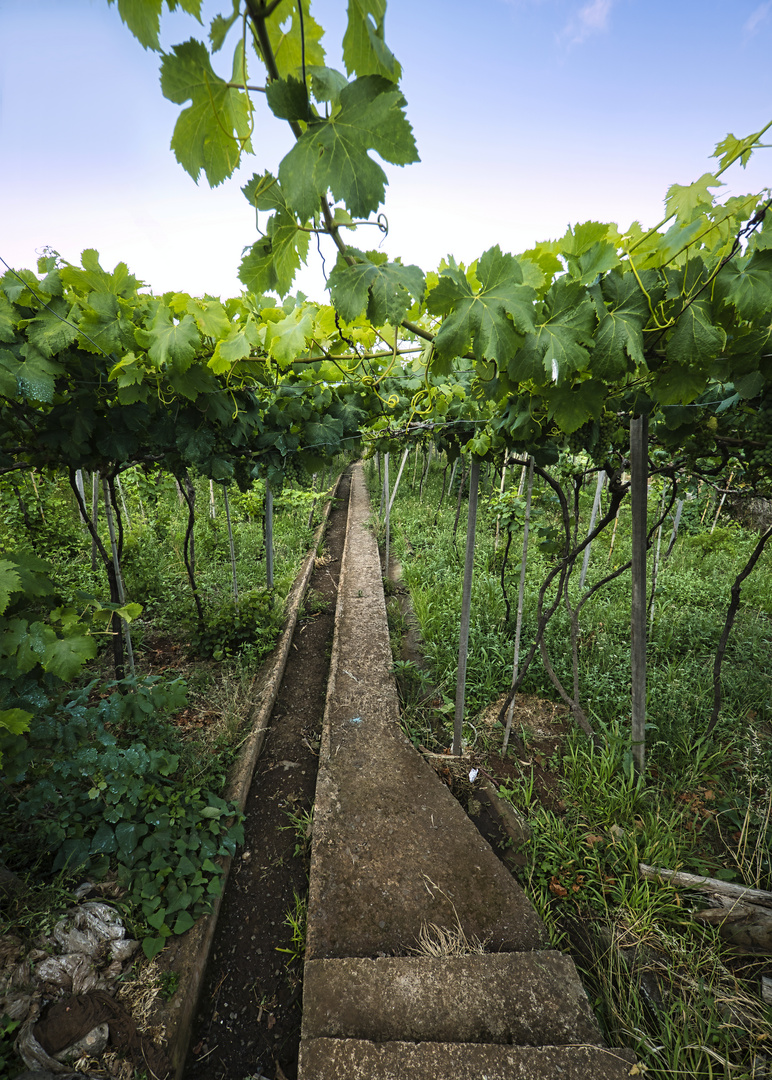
0, 675, 244, 959
192, 587, 283, 661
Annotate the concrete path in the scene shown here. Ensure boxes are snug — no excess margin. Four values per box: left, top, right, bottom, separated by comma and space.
299, 463, 635, 1079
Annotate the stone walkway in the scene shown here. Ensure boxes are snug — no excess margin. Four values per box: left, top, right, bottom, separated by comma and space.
298, 463, 636, 1079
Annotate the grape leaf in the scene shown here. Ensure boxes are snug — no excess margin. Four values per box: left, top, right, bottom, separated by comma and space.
307, 65, 349, 105
0, 559, 22, 615
267, 306, 313, 367
505, 276, 593, 383
0, 349, 18, 399
343, 0, 401, 80
714, 249, 772, 322
427, 247, 535, 365
161, 39, 253, 186
136, 305, 201, 371
17, 344, 62, 403
713, 129, 765, 171
546, 379, 606, 434
78, 293, 136, 355
665, 299, 725, 371
59, 249, 141, 298
210, 320, 260, 373
238, 210, 310, 297
0, 295, 17, 343
265, 75, 310, 122
278, 75, 418, 220
588, 269, 649, 380
209, 0, 239, 52
263, 2, 325, 78
25, 298, 79, 358
665, 173, 722, 225
653, 363, 707, 406
327, 250, 424, 325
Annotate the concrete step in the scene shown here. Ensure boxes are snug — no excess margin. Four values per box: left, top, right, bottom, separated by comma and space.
302, 952, 603, 1047
298, 1038, 637, 1079
307, 463, 545, 960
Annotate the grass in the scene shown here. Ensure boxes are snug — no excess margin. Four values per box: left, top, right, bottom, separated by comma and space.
369, 454, 772, 1078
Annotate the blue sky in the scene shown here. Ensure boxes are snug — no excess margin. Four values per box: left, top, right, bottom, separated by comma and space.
1, 0, 770, 300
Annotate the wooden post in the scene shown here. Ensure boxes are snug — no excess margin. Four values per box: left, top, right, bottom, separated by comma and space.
265, 483, 274, 589
503, 457, 534, 754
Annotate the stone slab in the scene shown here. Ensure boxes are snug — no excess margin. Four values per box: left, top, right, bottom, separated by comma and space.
306, 463, 546, 959
301, 952, 603, 1046
298, 1038, 638, 1080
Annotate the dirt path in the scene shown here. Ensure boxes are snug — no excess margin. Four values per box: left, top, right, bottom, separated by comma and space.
185, 470, 351, 1080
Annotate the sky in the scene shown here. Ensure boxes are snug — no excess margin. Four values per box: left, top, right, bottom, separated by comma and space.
1, 0, 771, 302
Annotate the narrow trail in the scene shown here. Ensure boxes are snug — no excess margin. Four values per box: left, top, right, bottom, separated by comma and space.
185, 471, 350, 1080
181, 463, 636, 1079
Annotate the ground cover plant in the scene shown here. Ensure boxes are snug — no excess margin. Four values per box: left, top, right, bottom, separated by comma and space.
371, 451, 772, 1079
0, 462, 332, 981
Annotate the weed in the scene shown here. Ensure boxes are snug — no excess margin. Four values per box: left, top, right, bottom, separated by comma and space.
281, 806, 313, 860
276, 891, 307, 966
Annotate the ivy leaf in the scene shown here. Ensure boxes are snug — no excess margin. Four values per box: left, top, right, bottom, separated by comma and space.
343, 0, 401, 79
328, 249, 424, 325
161, 39, 253, 186
278, 75, 418, 221
238, 211, 310, 298
665, 299, 725, 371
427, 247, 535, 365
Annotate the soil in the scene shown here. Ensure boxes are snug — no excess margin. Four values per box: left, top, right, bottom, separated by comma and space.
184, 470, 351, 1080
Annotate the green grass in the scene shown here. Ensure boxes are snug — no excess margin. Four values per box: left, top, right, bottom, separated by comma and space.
370, 454, 772, 1078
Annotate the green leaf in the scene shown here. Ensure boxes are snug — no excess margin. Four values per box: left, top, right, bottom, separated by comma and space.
653, 363, 707, 406
343, 0, 401, 79
137, 305, 201, 371
715, 249, 772, 323
91, 824, 117, 854
589, 269, 649, 380
546, 380, 606, 434
265, 75, 309, 122
147, 908, 168, 930
713, 128, 765, 171
16, 343, 62, 403
0, 708, 32, 738
238, 211, 310, 298
264, 2, 325, 79
42, 632, 98, 681
160, 39, 253, 186
428, 247, 535, 365
665, 173, 722, 225
665, 300, 725, 371
186, 297, 232, 339
209, 0, 239, 52
60, 249, 141, 299
173, 909, 196, 934
267, 306, 313, 367
78, 292, 135, 355
570, 241, 620, 286
25, 298, 79, 358
142, 936, 166, 960
108, 0, 163, 51
307, 65, 349, 105
209, 318, 260, 373
0, 559, 22, 615
328, 250, 424, 325
278, 75, 418, 220
0, 294, 16, 343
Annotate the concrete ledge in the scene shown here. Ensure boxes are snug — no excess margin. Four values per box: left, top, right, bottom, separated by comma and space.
306, 463, 546, 959
299, 1038, 638, 1080
302, 952, 603, 1046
